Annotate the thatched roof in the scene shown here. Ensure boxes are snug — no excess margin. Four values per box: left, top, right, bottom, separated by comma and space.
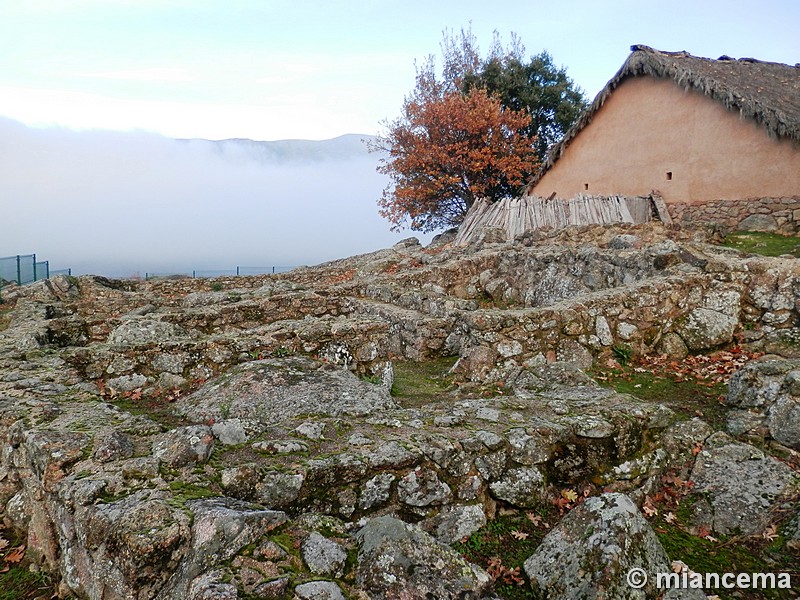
527, 45, 800, 191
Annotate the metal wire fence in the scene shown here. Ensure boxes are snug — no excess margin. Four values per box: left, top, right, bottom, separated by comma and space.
0, 254, 73, 302
1, 254, 50, 286
0, 254, 293, 301
143, 266, 296, 280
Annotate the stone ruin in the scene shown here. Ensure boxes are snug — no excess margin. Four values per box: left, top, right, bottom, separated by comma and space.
0, 222, 797, 598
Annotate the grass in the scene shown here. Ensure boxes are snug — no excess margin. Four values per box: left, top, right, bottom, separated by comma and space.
653, 514, 799, 599
0, 568, 53, 600
0, 525, 60, 600
0, 303, 12, 331
390, 356, 459, 407
590, 361, 729, 429
453, 510, 557, 599
595, 350, 800, 599
721, 230, 800, 258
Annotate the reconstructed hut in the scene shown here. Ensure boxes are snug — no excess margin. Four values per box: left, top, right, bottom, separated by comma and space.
526, 45, 800, 232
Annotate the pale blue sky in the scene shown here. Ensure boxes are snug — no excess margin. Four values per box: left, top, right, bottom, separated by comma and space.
1, 0, 798, 141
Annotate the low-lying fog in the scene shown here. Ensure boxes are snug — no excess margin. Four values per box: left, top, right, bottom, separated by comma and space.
1, 117, 432, 277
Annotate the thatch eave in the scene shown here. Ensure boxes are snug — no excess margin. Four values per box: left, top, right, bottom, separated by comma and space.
527, 44, 800, 192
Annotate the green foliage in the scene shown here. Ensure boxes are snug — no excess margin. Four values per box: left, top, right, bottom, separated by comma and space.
219, 399, 232, 419
655, 522, 799, 600
273, 346, 291, 358
463, 47, 588, 161
0, 567, 52, 600
0, 527, 56, 600
167, 481, 216, 502
611, 343, 632, 365
722, 230, 800, 257
210, 282, 224, 292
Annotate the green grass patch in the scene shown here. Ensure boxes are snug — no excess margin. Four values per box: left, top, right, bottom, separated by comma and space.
591, 364, 728, 429
105, 395, 185, 429
167, 480, 216, 502
655, 522, 799, 599
0, 526, 59, 600
722, 230, 800, 258
0, 301, 13, 330
0, 567, 53, 600
390, 356, 459, 407
454, 510, 557, 599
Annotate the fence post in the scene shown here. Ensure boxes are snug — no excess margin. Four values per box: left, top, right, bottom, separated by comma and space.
32, 254, 37, 282
272, 266, 275, 274
236, 266, 240, 276
45, 261, 49, 279
16, 255, 21, 285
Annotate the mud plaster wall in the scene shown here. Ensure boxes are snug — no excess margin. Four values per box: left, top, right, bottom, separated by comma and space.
531, 77, 800, 204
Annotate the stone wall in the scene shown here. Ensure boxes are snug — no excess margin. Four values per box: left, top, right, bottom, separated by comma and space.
668, 196, 800, 235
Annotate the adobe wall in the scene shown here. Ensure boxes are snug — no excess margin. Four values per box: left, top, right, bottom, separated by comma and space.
669, 196, 800, 234
532, 77, 800, 204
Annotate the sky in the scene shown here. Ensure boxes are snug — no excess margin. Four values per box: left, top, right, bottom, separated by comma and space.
2, 0, 798, 141
1, 0, 798, 276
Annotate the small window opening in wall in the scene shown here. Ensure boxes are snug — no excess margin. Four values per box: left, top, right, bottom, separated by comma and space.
666, 171, 673, 181
584, 183, 589, 190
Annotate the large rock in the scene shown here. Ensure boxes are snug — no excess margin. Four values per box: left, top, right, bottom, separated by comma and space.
174, 356, 397, 428
107, 317, 189, 347
488, 466, 545, 508
152, 425, 215, 468
301, 532, 347, 577
688, 432, 799, 535
161, 498, 288, 599
71, 491, 194, 599
675, 308, 737, 351
726, 358, 800, 449
738, 213, 778, 232
355, 515, 493, 599
524, 493, 703, 600
421, 504, 487, 544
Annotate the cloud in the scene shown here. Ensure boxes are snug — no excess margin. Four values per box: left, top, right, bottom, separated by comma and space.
0, 117, 431, 277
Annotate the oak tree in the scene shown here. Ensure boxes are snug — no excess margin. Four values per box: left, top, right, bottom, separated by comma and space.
464, 49, 588, 160
375, 86, 538, 232
373, 28, 585, 232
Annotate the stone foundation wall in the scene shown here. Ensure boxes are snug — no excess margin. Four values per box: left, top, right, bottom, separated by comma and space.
668, 196, 800, 234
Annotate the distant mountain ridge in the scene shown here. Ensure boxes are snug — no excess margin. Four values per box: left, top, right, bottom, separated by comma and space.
181, 133, 379, 163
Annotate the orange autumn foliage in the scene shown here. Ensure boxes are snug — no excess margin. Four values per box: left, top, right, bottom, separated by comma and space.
375, 86, 539, 232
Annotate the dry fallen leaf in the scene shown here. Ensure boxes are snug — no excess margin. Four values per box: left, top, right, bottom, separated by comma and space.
526, 512, 549, 528
561, 489, 578, 502
4, 545, 25, 564
671, 559, 688, 573
762, 524, 779, 542
510, 530, 529, 540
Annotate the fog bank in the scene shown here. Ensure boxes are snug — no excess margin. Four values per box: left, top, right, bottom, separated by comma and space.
0, 117, 430, 277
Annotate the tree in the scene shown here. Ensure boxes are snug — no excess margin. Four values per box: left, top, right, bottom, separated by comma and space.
373, 27, 586, 232
463, 49, 588, 159
375, 86, 538, 232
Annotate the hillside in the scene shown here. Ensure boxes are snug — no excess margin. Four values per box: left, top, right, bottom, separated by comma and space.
183, 133, 378, 163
